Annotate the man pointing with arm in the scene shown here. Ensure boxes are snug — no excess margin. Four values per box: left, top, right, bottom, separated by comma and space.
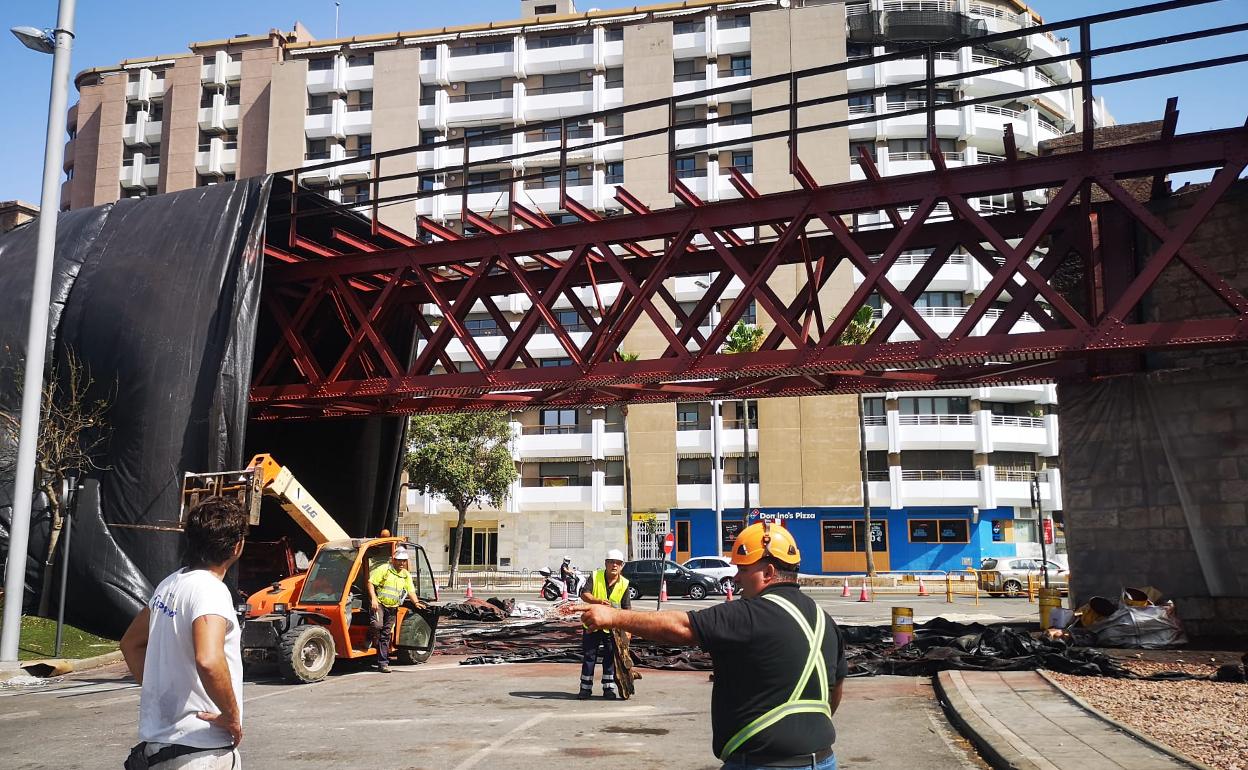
580, 521, 846, 769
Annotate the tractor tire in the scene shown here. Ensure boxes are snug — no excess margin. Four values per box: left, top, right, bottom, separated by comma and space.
278, 625, 335, 684
397, 644, 433, 665
1002, 580, 1024, 598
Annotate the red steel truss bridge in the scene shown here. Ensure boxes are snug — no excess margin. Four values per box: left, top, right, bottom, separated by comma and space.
251, 0, 1248, 419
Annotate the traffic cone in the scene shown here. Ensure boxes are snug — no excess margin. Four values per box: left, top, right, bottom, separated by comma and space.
465, 580, 474, 599
561, 582, 568, 601
857, 580, 871, 602
918, 577, 929, 597
725, 583, 734, 602
841, 580, 851, 598
659, 579, 669, 602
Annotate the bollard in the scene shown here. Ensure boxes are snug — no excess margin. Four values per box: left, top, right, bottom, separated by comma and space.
1039, 587, 1061, 629
891, 606, 915, 648
1028, 574, 1036, 603
945, 575, 953, 604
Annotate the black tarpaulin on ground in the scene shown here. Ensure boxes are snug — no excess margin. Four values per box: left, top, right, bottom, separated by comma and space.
445, 617, 1156, 677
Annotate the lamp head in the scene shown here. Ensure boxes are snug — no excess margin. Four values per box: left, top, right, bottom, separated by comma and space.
11, 26, 55, 54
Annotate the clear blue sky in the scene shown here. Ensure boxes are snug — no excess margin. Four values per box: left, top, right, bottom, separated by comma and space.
2, 0, 1244, 204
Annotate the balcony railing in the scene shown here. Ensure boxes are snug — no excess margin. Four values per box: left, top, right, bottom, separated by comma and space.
882, 0, 957, 10
976, 152, 1006, 163
974, 104, 1023, 119
521, 476, 592, 487
889, 151, 965, 162
1038, 116, 1062, 134
971, 53, 1015, 70
862, 415, 887, 426
1035, 70, 1058, 87
528, 83, 592, 96
849, 104, 874, 115
990, 415, 1045, 428
901, 469, 978, 481
968, 2, 1015, 20
867, 470, 890, 481
677, 419, 710, 431
995, 468, 1040, 481
866, 252, 970, 265
307, 106, 333, 116
677, 474, 712, 485
521, 424, 586, 435
305, 151, 331, 161
346, 103, 373, 113
897, 414, 974, 426
449, 91, 508, 104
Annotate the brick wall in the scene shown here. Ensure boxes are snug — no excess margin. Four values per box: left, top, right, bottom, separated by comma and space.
1058, 181, 1248, 639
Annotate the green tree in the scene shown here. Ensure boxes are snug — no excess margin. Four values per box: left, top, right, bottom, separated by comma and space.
838, 305, 879, 576
723, 321, 762, 534
405, 412, 517, 588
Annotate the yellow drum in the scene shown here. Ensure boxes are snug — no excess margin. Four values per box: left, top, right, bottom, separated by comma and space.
1039, 588, 1062, 629
891, 606, 915, 648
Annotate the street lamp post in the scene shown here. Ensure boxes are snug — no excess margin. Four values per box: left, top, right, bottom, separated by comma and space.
1031, 471, 1050, 589
1, 0, 78, 663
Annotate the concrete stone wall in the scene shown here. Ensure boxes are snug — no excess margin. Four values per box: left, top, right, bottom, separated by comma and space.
161, 56, 203, 193
238, 48, 280, 179
372, 48, 423, 236
1059, 182, 1248, 639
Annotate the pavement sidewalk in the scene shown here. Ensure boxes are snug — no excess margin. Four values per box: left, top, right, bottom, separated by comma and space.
935, 669, 1208, 770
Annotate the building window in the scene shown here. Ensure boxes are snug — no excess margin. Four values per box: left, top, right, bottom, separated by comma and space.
307, 93, 332, 116
676, 403, 706, 431
898, 397, 970, 415
305, 138, 330, 161
420, 84, 439, 105
540, 357, 573, 367
533, 71, 586, 96
674, 20, 706, 35
452, 79, 506, 103
346, 89, 373, 112
862, 397, 885, 416
420, 129, 442, 145
539, 408, 579, 434
418, 174, 437, 192
722, 101, 751, 126
148, 102, 164, 122
908, 519, 970, 544
450, 40, 513, 57
821, 521, 887, 553
463, 315, 500, 336
534, 4, 557, 14
604, 27, 624, 42
464, 125, 511, 147
536, 309, 590, 334
220, 130, 237, 150
677, 458, 712, 485
467, 171, 506, 193
849, 140, 876, 163
724, 456, 759, 484
674, 107, 698, 125
915, 291, 963, 308
225, 85, 240, 105
605, 162, 623, 184
347, 52, 374, 67
549, 521, 585, 549
200, 88, 218, 109
538, 462, 588, 487
420, 46, 437, 61
728, 55, 751, 77
308, 57, 335, 71
674, 155, 698, 179
604, 460, 624, 486
604, 67, 623, 89
847, 43, 873, 60
125, 103, 142, 123
340, 184, 370, 205
673, 59, 702, 83
604, 113, 623, 136
345, 134, 371, 157
530, 32, 593, 49
721, 14, 751, 29
730, 151, 753, 173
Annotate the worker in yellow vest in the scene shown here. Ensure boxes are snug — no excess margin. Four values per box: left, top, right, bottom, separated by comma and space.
367, 547, 424, 673
577, 548, 631, 699
580, 521, 846, 768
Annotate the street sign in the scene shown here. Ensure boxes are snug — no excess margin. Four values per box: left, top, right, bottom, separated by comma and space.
1042, 518, 1054, 545
662, 532, 674, 556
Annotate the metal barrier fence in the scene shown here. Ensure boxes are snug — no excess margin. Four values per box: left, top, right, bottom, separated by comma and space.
802, 570, 981, 604
430, 569, 544, 592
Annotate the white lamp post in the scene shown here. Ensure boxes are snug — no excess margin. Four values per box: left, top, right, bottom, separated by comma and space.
1, 0, 78, 663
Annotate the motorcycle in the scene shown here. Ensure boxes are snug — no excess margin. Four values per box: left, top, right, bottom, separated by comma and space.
538, 565, 587, 601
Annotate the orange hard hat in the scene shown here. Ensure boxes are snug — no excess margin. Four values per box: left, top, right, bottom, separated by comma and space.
730, 520, 801, 566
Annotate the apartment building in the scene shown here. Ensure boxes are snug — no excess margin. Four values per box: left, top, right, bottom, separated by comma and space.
61, 0, 1101, 575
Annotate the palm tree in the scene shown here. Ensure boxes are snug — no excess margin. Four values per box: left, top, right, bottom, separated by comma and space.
839, 305, 878, 576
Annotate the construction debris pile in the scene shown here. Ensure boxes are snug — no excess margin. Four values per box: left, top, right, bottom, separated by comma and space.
440, 615, 1199, 678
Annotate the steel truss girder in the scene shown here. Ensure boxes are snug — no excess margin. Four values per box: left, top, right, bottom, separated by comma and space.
251, 127, 1248, 419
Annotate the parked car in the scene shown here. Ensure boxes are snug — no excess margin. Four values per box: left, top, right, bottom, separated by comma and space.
978, 557, 1070, 597
621, 559, 719, 600
682, 556, 738, 593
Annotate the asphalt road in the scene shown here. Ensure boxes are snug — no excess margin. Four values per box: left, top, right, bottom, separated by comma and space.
0, 656, 986, 770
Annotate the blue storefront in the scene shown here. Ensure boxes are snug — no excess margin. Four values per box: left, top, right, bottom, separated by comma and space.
669, 506, 1020, 575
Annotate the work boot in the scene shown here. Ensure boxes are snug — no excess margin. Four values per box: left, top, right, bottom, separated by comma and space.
379, 663, 392, 674
577, 689, 591, 700
603, 689, 618, 700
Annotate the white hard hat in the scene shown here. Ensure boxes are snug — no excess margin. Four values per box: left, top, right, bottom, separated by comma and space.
562, 556, 572, 563
393, 547, 412, 561
605, 549, 625, 563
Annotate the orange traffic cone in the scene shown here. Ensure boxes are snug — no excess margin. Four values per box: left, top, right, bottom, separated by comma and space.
857, 580, 871, 602
560, 581, 568, 601
465, 580, 474, 599
659, 579, 669, 602
725, 583, 734, 602
918, 577, 929, 597
841, 580, 851, 598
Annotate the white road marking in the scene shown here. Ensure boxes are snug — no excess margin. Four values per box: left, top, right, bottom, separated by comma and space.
74, 693, 138, 709
451, 712, 550, 770
0, 710, 40, 720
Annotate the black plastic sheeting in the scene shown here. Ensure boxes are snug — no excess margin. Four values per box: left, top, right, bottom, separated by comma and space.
443, 617, 1199, 679
0, 181, 269, 635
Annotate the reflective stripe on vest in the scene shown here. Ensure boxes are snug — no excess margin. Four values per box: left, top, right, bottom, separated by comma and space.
583, 569, 630, 629
719, 594, 833, 760
375, 567, 410, 607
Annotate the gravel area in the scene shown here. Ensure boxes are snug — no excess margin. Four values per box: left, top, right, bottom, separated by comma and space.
1049, 661, 1248, 770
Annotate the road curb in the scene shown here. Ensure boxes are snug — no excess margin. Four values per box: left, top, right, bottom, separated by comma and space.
1035, 669, 1214, 770
0, 650, 123, 682
932, 670, 1035, 770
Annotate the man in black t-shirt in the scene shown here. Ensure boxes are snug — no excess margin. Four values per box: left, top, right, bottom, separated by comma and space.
580, 521, 845, 769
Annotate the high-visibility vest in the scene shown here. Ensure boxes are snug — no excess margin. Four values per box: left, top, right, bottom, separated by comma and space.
583, 569, 629, 630
371, 564, 414, 607
719, 595, 833, 760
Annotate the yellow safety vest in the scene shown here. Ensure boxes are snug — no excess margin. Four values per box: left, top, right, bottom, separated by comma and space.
370, 564, 415, 608
583, 569, 629, 630
720, 595, 833, 760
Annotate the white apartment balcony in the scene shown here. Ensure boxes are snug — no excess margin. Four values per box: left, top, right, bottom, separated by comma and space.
715, 74, 752, 104
860, 101, 964, 141
60, 180, 71, 210
715, 172, 752, 201
418, 56, 437, 81
674, 78, 709, 98
125, 69, 165, 103
305, 62, 347, 95
676, 483, 761, 509
304, 111, 335, 139
194, 138, 238, 176
418, 103, 438, 127
969, 104, 1028, 146
437, 331, 593, 361
197, 100, 240, 132
525, 42, 593, 74
992, 467, 1062, 511
877, 56, 961, 90
521, 483, 593, 511
850, 252, 975, 292
523, 135, 596, 165
961, 53, 1027, 95
200, 53, 241, 87
602, 39, 624, 68
868, 306, 1045, 341
337, 156, 372, 182
601, 86, 624, 110
342, 109, 373, 134
897, 469, 981, 507
525, 86, 595, 122
343, 63, 374, 91
119, 157, 159, 189
892, 414, 977, 450
122, 114, 162, 146
522, 182, 594, 211
863, 411, 1055, 456
672, 31, 706, 59
715, 24, 750, 55
881, 151, 967, 177
675, 125, 709, 150
515, 427, 594, 460
446, 95, 514, 124
300, 155, 334, 186
448, 50, 515, 80
988, 414, 1058, 455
